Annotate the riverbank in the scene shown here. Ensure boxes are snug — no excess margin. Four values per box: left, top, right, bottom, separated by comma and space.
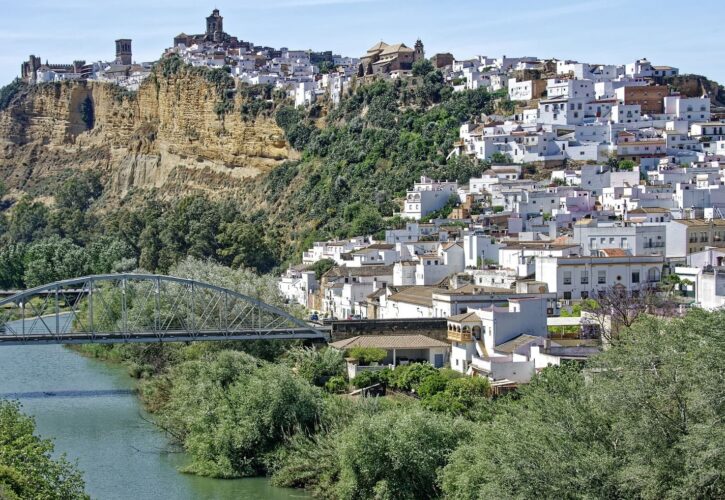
0, 343, 306, 499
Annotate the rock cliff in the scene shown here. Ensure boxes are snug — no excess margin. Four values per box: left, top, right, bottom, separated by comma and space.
0, 69, 293, 202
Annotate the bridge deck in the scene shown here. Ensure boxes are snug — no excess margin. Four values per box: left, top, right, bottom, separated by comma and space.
0, 328, 327, 346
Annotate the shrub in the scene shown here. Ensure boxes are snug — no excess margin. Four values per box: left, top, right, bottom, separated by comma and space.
389, 362, 438, 391
325, 375, 348, 394
416, 373, 449, 399
345, 347, 387, 365
350, 370, 383, 389
334, 407, 471, 499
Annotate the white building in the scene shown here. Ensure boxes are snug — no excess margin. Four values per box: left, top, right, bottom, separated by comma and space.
535, 254, 665, 300
277, 269, 318, 309
447, 297, 549, 379
403, 176, 458, 220
572, 219, 666, 256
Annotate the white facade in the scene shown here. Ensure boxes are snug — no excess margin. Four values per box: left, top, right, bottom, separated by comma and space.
403, 176, 458, 220
535, 255, 665, 300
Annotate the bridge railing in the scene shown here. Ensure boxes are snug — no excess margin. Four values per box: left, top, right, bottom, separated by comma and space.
0, 274, 326, 345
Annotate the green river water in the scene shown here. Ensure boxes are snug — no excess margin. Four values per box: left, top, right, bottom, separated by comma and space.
0, 343, 309, 500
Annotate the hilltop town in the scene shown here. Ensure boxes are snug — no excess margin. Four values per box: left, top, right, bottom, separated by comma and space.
9, 8, 725, 389
1, 6, 724, 498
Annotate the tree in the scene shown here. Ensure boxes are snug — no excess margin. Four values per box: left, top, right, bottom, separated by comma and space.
618, 159, 636, 171
22, 236, 89, 287
55, 171, 103, 212
587, 311, 725, 499
441, 364, 616, 499
334, 407, 471, 499
0, 243, 26, 289
86, 235, 136, 274
5, 197, 48, 243
0, 78, 24, 111
309, 258, 335, 280
285, 346, 345, 386
345, 346, 386, 365
580, 285, 673, 342
151, 352, 324, 477
216, 221, 277, 273
412, 59, 434, 77
388, 362, 439, 391
0, 401, 88, 499
490, 151, 512, 164
349, 206, 384, 237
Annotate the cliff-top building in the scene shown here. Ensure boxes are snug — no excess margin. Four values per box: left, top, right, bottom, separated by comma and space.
358, 39, 425, 76
173, 9, 243, 49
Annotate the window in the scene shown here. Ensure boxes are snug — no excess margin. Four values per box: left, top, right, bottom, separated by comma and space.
598, 270, 606, 284
647, 267, 660, 282
563, 291, 572, 300
563, 271, 572, 285
581, 271, 589, 284
632, 271, 640, 283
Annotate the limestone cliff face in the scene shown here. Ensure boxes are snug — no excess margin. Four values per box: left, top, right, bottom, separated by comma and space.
0, 71, 293, 201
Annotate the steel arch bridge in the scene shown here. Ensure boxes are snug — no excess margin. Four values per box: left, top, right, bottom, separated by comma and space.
0, 274, 326, 345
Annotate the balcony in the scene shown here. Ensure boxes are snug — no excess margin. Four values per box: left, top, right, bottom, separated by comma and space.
447, 329, 473, 342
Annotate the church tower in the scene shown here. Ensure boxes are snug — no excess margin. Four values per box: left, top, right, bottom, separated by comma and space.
115, 39, 132, 65
206, 9, 224, 43
414, 39, 425, 62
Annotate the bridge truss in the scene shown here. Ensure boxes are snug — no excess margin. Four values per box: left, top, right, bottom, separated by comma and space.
0, 274, 326, 345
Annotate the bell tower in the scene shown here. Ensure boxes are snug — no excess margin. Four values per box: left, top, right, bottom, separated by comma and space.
115, 39, 132, 65
206, 9, 224, 42
414, 39, 425, 62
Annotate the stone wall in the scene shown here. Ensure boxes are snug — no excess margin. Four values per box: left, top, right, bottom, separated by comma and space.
329, 318, 448, 342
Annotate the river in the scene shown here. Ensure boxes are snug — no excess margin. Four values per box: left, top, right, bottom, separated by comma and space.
0, 338, 309, 499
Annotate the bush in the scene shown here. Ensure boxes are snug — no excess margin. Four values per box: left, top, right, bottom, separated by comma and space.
152, 351, 324, 478
285, 346, 345, 386
345, 347, 387, 365
389, 362, 438, 391
325, 375, 348, 394
350, 370, 383, 389
334, 407, 471, 499
416, 373, 448, 399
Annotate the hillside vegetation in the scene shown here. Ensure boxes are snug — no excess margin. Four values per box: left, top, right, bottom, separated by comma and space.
0, 64, 501, 285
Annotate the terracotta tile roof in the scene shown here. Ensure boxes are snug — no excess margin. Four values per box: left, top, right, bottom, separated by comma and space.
387, 286, 438, 306
599, 248, 630, 257
447, 312, 481, 323
330, 334, 450, 350
324, 265, 394, 278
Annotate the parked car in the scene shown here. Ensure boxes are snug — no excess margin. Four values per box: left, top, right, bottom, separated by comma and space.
309, 313, 319, 321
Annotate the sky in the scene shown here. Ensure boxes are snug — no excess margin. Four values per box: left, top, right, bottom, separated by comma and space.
1, 0, 723, 86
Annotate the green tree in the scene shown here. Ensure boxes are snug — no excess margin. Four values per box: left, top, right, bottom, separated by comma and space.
55, 171, 103, 211
309, 258, 335, 280
216, 221, 277, 273
335, 407, 470, 499
5, 197, 49, 243
618, 159, 636, 171
86, 235, 136, 274
0, 78, 24, 111
152, 352, 323, 477
22, 236, 89, 287
285, 346, 345, 386
441, 364, 616, 499
587, 311, 725, 499
0, 401, 88, 499
0, 243, 26, 289
345, 346, 387, 365
412, 59, 434, 77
